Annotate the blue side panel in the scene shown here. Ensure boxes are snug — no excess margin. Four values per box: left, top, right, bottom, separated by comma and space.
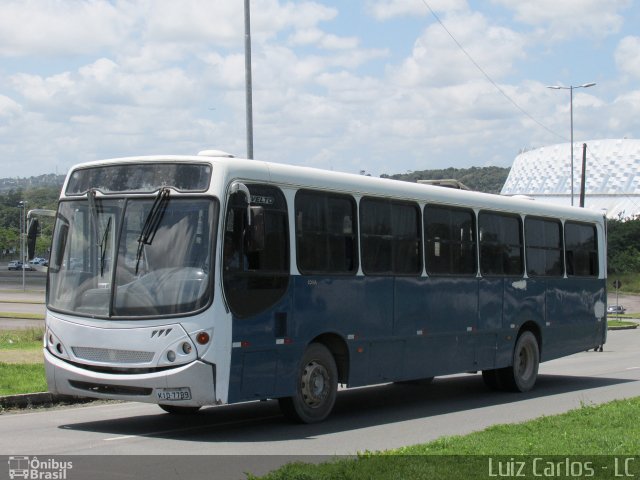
544, 278, 606, 360
478, 278, 503, 369
500, 278, 545, 367
226, 274, 606, 404
395, 277, 478, 377
227, 291, 299, 403
292, 276, 394, 339
293, 275, 397, 386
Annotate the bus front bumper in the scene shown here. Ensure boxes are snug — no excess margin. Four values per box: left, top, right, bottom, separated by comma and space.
44, 349, 217, 407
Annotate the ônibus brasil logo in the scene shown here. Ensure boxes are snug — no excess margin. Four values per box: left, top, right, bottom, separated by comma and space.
8, 456, 73, 480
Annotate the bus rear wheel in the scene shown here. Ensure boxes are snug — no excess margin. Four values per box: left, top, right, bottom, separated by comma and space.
159, 405, 201, 415
499, 331, 540, 392
279, 343, 338, 424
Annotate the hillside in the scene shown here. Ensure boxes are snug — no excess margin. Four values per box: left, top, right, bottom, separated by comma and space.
381, 166, 510, 194
0, 174, 65, 193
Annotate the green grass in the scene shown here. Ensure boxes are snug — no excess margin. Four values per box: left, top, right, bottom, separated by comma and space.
0, 328, 44, 350
608, 320, 637, 328
0, 363, 47, 396
253, 398, 640, 480
0, 312, 45, 320
607, 313, 640, 320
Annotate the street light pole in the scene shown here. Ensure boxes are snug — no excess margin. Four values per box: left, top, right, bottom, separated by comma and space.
244, 0, 254, 160
547, 82, 596, 206
18, 201, 27, 291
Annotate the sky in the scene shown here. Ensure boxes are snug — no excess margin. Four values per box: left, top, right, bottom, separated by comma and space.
0, 0, 639, 179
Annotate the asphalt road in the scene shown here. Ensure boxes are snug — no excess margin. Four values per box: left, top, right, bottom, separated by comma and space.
0, 268, 47, 288
0, 328, 639, 479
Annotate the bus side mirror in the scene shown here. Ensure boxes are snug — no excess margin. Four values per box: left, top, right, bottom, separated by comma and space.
27, 218, 39, 260
247, 206, 265, 252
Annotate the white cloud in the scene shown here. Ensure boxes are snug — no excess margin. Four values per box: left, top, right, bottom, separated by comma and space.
0, 0, 134, 56
288, 28, 360, 50
390, 11, 525, 87
609, 90, 640, 137
143, 0, 243, 47
615, 36, 640, 80
10, 72, 74, 106
0, 95, 22, 118
365, 0, 468, 20
0, 1, 637, 181
493, 0, 631, 40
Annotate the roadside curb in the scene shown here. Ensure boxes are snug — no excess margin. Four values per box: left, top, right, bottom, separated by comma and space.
608, 325, 638, 330
0, 392, 93, 410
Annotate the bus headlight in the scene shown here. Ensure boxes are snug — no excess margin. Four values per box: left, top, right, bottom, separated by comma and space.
158, 338, 197, 367
45, 329, 70, 360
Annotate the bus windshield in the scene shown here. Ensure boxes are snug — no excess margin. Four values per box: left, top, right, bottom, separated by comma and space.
48, 195, 218, 318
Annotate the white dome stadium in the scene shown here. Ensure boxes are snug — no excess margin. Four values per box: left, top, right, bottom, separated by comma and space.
501, 138, 640, 219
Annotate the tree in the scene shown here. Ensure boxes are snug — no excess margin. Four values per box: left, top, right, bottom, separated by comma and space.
607, 217, 640, 274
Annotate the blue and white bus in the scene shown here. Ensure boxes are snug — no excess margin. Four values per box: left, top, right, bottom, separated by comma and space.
44, 151, 607, 423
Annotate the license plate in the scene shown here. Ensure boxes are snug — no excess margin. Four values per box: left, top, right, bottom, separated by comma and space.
156, 387, 192, 401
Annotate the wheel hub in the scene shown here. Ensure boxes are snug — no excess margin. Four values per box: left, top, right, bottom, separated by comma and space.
300, 360, 329, 408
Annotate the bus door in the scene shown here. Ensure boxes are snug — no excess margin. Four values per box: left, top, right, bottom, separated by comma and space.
222, 183, 292, 402
477, 211, 527, 369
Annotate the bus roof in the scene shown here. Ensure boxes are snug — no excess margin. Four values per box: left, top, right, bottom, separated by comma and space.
63, 153, 605, 224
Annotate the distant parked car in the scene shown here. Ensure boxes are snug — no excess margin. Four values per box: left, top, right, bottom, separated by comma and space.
8, 261, 22, 270
607, 305, 626, 314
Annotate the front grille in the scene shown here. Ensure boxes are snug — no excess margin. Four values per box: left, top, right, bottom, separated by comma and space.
71, 346, 154, 364
69, 380, 152, 396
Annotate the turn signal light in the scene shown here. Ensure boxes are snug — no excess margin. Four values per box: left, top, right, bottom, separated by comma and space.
196, 331, 210, 345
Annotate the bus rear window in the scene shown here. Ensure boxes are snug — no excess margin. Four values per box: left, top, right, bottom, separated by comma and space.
565, 222, 599, 277
525, 217, 563, 277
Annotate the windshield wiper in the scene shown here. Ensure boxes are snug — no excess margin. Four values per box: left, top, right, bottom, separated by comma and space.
100, 216, 112, 277
88, 189, 110, 277
135, 187, 170, 274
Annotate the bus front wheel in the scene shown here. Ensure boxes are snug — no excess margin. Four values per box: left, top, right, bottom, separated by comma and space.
279, 343, 338, 424
500, 331, 540, 392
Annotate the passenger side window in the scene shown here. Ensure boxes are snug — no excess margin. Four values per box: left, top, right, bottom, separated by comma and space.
223, 184, 289, 318
360, 198, 422, 275
525, 217, 563, 277
565, 222, 598, 277
295, 190, 357, 274
425, 205, 476, 275
479, 211, 523, 276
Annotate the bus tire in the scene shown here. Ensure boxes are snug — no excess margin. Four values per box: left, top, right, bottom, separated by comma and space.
279, 343, 338, 424
499, 331, 540, 392
159, 405, 201, 415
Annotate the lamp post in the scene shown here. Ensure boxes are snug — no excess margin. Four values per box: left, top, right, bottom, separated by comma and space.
546, 82, 596, 206
244, 0, 253, 159
18, 201, 27, 291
